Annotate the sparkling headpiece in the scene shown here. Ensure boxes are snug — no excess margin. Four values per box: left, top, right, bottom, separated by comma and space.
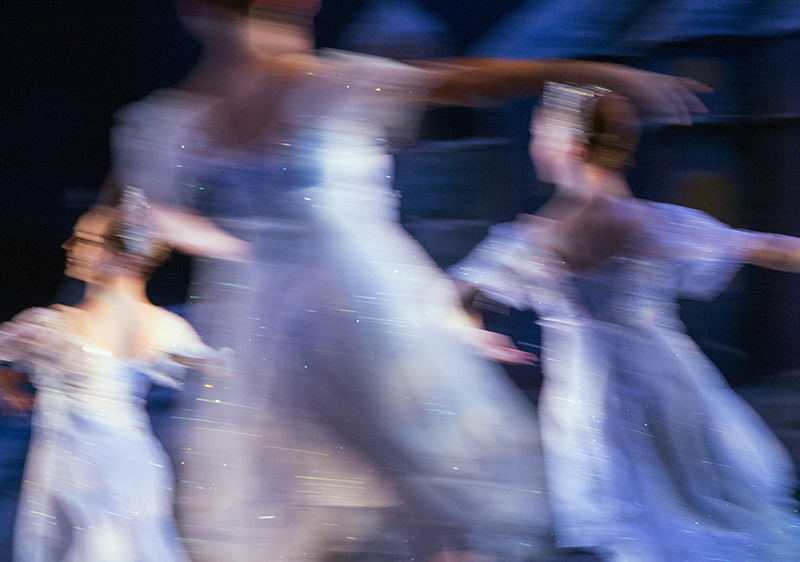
541, 81, 610, 145
111, 186, 161, 261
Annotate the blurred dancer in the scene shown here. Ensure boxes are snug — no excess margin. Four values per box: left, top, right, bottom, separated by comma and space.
452, 84, 800, 560
112, 3, 711, 559
0, 190, 226, 561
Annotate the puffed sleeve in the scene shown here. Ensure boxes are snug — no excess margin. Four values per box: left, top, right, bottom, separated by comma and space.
0, 307, 63, 377
647, 203, 754, 301
449, 221, 541, 311
138, 311, 231, 389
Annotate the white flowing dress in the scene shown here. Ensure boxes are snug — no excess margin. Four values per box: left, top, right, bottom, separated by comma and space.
114, 52, 553, 560
451, 202, 800, 561
0, 305, 217, 562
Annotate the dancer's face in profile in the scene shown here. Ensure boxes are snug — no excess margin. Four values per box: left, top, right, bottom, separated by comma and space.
529, 108, 588, 189
62, 211, 116, 284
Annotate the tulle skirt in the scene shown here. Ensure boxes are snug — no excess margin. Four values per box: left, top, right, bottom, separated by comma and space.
539, 319, 800, 561
172, 176, 553, 560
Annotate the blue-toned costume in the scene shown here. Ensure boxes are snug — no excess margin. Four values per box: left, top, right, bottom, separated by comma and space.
452, 202, 800, 561
0, 305, 215, 561
115, 53, 552, 560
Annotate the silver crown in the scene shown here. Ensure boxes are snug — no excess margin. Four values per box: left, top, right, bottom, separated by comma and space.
541, 82, 610, 144
113, 186, 159, 259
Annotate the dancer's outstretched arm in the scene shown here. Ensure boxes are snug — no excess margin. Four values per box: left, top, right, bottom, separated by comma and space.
97, 175, 250, 261
453, 281, 538, 366
421, 58, 710, 124
249, 53, 711, 124
746, 232, 800, 273
150, 205, 250, 261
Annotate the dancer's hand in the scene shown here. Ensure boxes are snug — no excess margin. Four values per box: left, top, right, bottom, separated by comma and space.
150, 205, 251, 261
170, 347, 236, 378
0, 367, 33, 415
605, 65, 711, 125
469, 328, 538, 365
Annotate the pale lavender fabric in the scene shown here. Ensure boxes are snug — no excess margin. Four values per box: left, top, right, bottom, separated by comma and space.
452, 202, 800, 561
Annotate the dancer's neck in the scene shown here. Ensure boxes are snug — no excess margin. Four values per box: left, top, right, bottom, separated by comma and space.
81, 278, 150, 310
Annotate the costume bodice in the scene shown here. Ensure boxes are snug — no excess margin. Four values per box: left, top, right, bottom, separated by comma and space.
114, 51, 433, 227
0, 306, 213, 435
453, 201, 753, 331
